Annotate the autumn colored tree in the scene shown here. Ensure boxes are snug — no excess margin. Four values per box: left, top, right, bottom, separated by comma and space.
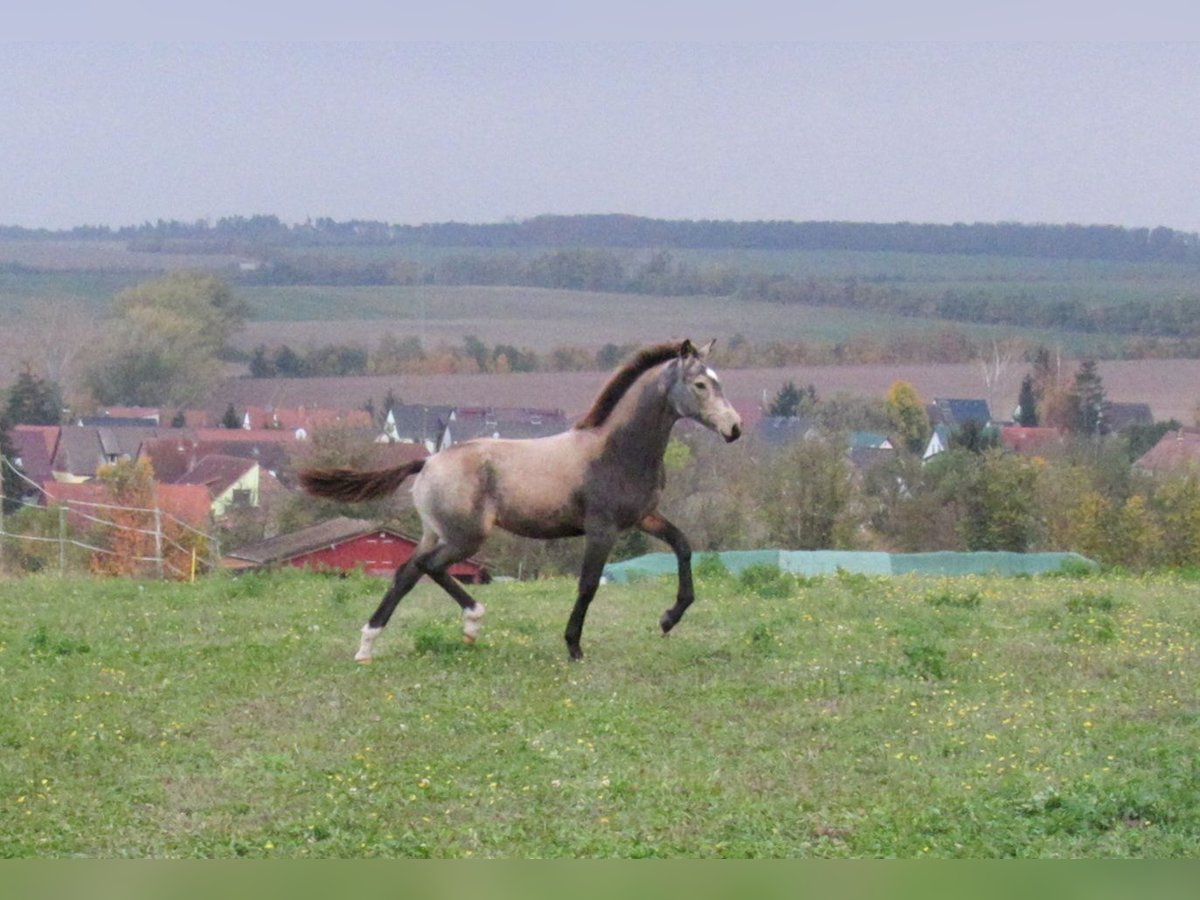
90, 458, 159, 577
884, 380, 931, 454
89, 457, 204, 579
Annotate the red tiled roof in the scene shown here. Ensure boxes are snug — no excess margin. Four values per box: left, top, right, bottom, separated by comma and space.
13, 424, 60, 458
192, 428, 301, 443
171, 455, 256, 498
1000, 426, 1065, 456
1135, 429, 1200, 474
243, 406, 373, 432
42, 480, 212, 529
10, 426, 58, 488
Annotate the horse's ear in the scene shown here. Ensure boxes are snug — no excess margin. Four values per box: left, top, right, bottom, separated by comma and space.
698, 339, 716, 360
680, 339, 697, 359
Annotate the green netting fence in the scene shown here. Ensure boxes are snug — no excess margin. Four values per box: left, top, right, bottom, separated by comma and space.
602, 549, 1096, 583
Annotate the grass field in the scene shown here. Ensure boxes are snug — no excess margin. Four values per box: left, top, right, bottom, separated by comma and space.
270, 242, 1200, 310
2, 567, 1197, 858
233, 284, 1090, 354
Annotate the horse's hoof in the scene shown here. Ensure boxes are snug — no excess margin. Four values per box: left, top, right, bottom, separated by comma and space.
356, 656, 372, 665
463, 634, 476, 645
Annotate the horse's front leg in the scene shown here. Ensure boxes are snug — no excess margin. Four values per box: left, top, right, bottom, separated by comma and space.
564, 526, 616, 661
638, 512, 694, 635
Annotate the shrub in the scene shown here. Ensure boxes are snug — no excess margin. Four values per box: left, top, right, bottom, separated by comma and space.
694, 552, 731, 581
737, 563, 801, 599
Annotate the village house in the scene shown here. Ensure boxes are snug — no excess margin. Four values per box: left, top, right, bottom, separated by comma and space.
444, 406, 569, 444
752, 416, 820, 446
240, 405, 373, 440
1134, 428, 1200, 475
1102, 402, 1154, 434
168, 454, 261, 517
928, 398, 993, 430
8, 425, 59, 498
376, 404, 455, 453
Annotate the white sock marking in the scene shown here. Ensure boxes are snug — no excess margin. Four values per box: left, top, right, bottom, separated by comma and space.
356, 625, 383, 662
462, 603, 486, 643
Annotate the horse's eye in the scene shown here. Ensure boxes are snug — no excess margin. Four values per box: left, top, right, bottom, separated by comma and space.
694, 381, 708, 391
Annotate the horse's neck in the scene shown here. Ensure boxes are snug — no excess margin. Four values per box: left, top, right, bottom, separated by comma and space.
599, 370, 678, 461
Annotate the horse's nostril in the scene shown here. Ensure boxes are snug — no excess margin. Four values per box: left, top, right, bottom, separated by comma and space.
726, 424, 742, 442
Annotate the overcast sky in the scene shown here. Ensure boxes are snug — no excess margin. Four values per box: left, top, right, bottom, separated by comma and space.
4, 39, 1200, 231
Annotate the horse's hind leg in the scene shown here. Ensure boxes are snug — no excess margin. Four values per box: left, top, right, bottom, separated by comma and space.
356, 533, 437, 663
638, 512, 695, 635
394, 532, 486, 642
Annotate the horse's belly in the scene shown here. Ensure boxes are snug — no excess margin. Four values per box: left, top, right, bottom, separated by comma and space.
496, 503, 586, 539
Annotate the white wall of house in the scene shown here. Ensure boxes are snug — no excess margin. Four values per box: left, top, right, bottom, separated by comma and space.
211, 465, 260, 517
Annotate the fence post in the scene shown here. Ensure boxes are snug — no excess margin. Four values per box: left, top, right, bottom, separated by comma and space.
58, 505, 66, 576
0, 455, 5, 574
153, 506, 164, 579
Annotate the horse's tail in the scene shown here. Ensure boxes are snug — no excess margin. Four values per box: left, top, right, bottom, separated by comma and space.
298, 459, 426, 503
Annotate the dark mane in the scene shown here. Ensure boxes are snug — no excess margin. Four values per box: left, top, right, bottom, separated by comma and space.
574, 342, 683, 429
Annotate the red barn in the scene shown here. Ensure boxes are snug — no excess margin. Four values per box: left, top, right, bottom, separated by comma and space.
224, 516, 488, 583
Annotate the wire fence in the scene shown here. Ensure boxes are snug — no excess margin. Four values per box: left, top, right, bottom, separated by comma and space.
1, 456, 222, 580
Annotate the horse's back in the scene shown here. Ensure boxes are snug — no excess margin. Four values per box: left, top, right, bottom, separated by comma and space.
414, 432, 596, 540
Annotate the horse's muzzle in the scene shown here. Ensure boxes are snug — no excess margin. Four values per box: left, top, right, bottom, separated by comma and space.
723, 423, 742, 443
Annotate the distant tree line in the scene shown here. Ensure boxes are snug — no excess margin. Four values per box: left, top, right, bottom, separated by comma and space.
10, 215, 1200, 346
244, 326, 1047, 380
246, 336, 644, 378
6, 213, 1200, 263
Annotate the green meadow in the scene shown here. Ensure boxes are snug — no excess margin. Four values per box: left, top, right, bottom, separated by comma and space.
2, 567, 1197, 858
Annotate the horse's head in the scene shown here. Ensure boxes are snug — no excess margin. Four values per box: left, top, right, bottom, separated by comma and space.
669, 339, 743, 442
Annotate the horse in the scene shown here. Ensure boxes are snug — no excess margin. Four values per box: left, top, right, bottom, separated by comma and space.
298, 339, 743, 662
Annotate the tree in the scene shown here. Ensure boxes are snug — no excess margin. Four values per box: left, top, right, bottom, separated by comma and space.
1049, 359, 1108, 437
4, 368, 63, 425
113, 271, 247, 355
274, 427, 404, 534
1070, 359, 1107, 436
221, 404, 242, 429
884, 380, 930, 454
753, 437, 857, 549
1015, 374, 1039, 426
978, 338, 1018, 417
768, 380, 802, 417
273, 345, 306, 377
462, 335, 490, 372
951, 420, 999, 454
249, 344, 275, 377
89, 457, 201, 578
82, 273, 247, 407
959, 450, 1039, 551
1029, 345, 1059, 403
1, 416, 20, 514
768, 380, 817, 417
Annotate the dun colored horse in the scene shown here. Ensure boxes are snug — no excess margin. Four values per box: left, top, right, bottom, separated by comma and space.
299, 339, 743, 662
